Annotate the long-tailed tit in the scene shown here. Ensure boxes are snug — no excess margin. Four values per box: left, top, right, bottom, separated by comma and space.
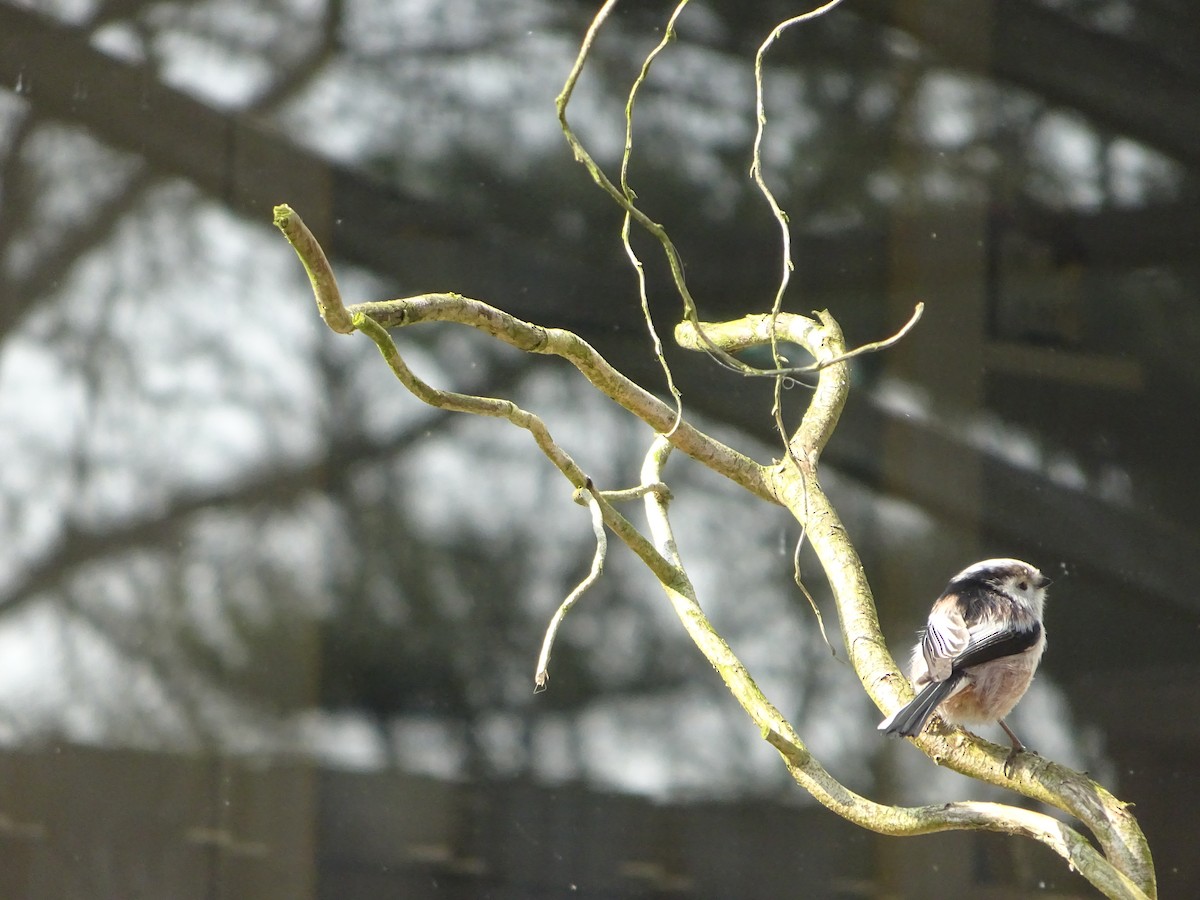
878, 558, 1050, 775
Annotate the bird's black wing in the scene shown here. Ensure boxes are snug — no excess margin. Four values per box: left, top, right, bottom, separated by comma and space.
951, 622, 1042, 673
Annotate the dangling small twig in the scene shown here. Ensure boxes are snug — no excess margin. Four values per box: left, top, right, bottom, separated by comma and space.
793, 530, 837, 658
534, 482, 607, 691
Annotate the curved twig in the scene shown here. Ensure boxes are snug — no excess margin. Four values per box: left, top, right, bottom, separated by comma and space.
618, 1, 691, 432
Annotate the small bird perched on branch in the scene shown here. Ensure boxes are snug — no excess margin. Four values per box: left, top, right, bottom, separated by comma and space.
878, 558, 1051, 775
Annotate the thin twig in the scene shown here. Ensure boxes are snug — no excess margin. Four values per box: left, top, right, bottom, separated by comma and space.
535, 484, 607, 691
672, 304, 925, 376
619, 1, 691, 435
750, 0, 850, 329
749, 1, 848, 461
793, 532, 837, 657
812, 301, 924, 369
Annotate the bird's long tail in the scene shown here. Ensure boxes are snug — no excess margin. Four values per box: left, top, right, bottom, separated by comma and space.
878, 675, 961, 737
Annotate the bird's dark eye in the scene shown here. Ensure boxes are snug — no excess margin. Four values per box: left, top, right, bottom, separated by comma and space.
1018, 581, 1028, 591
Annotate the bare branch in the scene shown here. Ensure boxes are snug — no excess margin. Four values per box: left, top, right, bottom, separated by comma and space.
352, 293, 772, 501
276, 194, 1151, 889
278, 217, 1154, 895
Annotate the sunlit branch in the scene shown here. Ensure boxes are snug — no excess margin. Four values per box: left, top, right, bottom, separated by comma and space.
356, 294, 772, 499
277, 143, 1151, 896
272, 205, 769, 499
283, 0, 1153, 880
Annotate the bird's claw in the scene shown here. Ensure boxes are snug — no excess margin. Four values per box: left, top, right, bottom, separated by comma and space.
1003, 750, 1020, 778
1003, 746, 1039, 777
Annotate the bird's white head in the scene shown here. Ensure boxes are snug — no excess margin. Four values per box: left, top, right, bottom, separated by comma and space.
951, 557, 1050, 617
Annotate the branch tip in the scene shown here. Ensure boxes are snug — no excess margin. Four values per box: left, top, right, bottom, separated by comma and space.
272, 204, 355, 335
